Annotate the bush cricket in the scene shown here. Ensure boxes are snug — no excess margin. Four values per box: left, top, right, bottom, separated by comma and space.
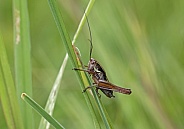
73, 15, 132, 98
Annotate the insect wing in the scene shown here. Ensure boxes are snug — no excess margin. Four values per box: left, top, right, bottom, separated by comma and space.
98, 80, 132, 95
95, 61, 109, 81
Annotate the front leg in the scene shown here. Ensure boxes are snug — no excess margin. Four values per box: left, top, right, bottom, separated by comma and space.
73, 68, 95, 75
73, 68, 89, 72
82, 85, 97, 93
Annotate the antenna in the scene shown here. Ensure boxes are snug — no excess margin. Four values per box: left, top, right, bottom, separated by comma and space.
85, 13, 93, 59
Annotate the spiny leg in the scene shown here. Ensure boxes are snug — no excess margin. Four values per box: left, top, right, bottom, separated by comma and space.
82, 85, 101, 98
73, 68, 88, 72
82, 85, 97, 93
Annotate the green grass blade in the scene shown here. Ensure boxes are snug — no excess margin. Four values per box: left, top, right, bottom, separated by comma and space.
0, 31, 24, 129
47, 0, 77, 67
47, 0, 113, 128
72, 0, 96, 43
21, 93, 65, 129
38, 54, 68, 129
39, 0, 98, 128
13, 0, 33, 128
47, 0, 101, 128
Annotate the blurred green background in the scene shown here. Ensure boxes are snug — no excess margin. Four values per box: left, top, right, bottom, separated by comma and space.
1, 0, 184, 129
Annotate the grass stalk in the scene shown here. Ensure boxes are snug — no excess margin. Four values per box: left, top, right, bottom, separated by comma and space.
13, 0, 33, 128
47, 0, 113, 128
38, 54, 68, 129
21, 93, 65, 129
39, 0, 97, 128
0, 31, 24, 129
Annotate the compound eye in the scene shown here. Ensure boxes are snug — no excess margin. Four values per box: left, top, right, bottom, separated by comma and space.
89, 58, 96, 66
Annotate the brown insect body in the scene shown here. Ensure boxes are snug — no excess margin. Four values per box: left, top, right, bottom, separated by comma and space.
87, 58, 115, 98
88, 58, 131, 97
74, 58, 132, 98
73, 14, 131, 98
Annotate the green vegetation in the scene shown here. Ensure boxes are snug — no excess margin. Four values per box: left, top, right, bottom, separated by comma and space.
0, 0, 184, 129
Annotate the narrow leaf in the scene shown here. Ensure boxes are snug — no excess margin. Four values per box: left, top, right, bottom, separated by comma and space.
47, 0, 113, 128
21, 93, 65, 129
13, 0, 33, 128
0, 31, 24, 129
39, 0, 98, 128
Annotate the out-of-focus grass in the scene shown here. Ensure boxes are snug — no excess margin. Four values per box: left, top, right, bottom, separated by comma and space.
13, 0, 33, 128
0, 0, 184, 129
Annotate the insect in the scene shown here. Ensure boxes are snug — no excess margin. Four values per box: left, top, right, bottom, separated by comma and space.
73, 15, 132, 98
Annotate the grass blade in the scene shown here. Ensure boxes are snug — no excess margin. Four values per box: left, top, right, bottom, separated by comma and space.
47, 0, 77, 67
39, 0, 98, 128
47, 0, 113, 128
21, 93, 65, 129
13, 0, 33, 128
38, 54, 68, 129
47, 0, 101, 128
0, 31, 24, 129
